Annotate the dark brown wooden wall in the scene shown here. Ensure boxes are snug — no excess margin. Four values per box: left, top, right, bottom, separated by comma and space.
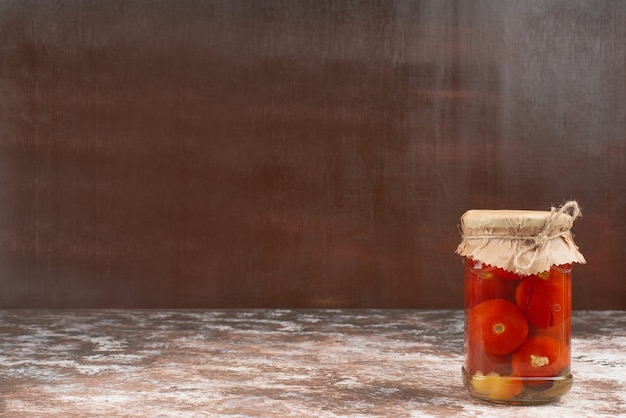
1, 1, 624, 309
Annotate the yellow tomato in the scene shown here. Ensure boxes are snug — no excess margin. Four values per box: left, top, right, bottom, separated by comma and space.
471, 372, 523, 401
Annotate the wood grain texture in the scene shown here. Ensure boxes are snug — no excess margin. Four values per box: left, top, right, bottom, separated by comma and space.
0, 1, 624, 308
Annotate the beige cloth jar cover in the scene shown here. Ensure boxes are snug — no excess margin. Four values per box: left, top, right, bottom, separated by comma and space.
456, 201, 586, 275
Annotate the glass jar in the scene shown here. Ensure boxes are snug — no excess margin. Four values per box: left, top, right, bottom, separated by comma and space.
456, 202, 586, 405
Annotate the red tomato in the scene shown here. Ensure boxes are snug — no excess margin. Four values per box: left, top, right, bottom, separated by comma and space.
488, 265, 522, 281
516, 266, 571, 329
511, 336, 569, 379
468, 299, 529, 356
465, 260, 517, 308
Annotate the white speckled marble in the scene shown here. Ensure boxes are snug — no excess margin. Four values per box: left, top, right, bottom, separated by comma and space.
0, 310, 624, 417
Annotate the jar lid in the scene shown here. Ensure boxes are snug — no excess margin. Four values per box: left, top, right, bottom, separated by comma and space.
456, 201, 586, 275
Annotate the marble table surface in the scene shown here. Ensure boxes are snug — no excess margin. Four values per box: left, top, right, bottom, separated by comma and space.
0, 309, 624, 417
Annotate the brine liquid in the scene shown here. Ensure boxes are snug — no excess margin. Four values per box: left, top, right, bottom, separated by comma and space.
463, 258, 572, 404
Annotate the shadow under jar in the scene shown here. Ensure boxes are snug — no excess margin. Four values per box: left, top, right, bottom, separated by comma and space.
456, 202, 586, 405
